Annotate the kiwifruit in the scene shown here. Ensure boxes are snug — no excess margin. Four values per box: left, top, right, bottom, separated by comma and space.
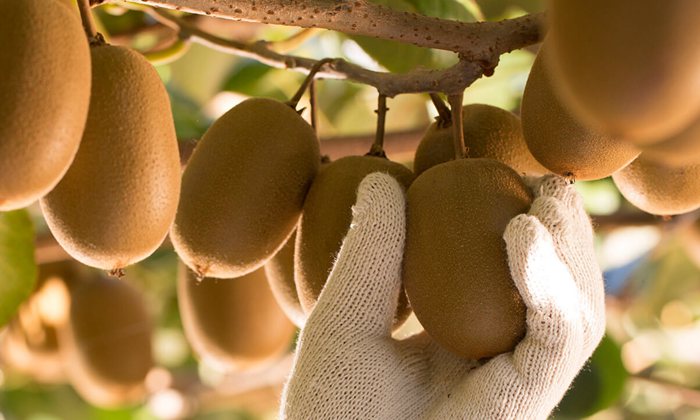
404, 158, 531, 360
0, 0, 90, 211
612, 154, 700, 216
171, 98, 320, 279
548, 0, 700, 143
40, 44, 180, 271
264, 231, 305, 328
61, 274, 153, 407
413, 104, 547, 176
521, 50, 640, 180
295, 155, 414, 327
643, 116, 700, 167
178, 263, 296, 370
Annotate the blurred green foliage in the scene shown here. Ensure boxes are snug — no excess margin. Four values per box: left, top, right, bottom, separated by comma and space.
0, 210, 36, 328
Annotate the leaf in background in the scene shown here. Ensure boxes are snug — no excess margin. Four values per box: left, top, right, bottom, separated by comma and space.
405, 0, 476, 21
556, 335, 628, 418
168, 86, 211, 140
476, 0, 544, 20
0, 210, 37, 327
351, 0, 435, 73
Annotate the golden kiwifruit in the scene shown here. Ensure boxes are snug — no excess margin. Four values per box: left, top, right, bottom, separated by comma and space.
40, 44, 180, 271
612, 154, 700, 216
295, 155, 414, 326
521, 50, 640, 180
547, 0, 700, 143
61, 274, 153, 407
171, 98, 320, 279
643, 115, 700, 167
404, 158, 531, 360
264, 231, 305, 328
413, 104, 547, 176
178, 264, 296, 370
0, 0, 90, 211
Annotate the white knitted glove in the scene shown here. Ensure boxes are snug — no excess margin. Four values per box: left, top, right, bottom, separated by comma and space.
280, 172, 605, 420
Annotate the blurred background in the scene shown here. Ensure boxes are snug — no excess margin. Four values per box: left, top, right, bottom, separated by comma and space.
3, 0, 700, 418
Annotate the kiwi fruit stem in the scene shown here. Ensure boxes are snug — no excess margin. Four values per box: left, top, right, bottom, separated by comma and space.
367, 94, 388, 158
448, 92, 467, 159
287, 57, 335, 110
429, 93, 452, 128
76, 0, 97, 39
309, 79, 319, 132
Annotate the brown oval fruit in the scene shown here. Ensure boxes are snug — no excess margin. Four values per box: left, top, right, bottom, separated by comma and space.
404, 158, 531, 360
264, 231, 305, 328
171, 98, 320, 279
40, 44, 181, 271
612, 154, 700, 216
548, 0, 700, 143
521, 49, 639, 180
0, 0, 90, 210
61, 274, 153, 407
643, 115, 700, 167
178, 264, 296, 370
295, 155, 414, 328
413, 104, 547, 176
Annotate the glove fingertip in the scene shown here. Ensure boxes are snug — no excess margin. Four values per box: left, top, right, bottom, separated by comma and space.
352, 172, 405, 224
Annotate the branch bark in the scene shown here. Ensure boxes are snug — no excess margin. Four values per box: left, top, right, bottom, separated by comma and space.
94, 0, 544, 58
92, 0, 545, 96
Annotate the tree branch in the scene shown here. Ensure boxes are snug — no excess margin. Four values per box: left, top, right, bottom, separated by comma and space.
92, 1, 544, 96
94, 0, 544, 58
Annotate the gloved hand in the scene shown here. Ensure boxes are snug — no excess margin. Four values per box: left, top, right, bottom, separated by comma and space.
280, 172, 605, 419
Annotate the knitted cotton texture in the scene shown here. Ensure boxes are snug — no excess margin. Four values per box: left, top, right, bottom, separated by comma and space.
280, 173, 605, 419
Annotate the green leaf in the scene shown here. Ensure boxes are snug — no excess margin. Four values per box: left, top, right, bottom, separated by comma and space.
0, 210, 37, 327
556, 335, 628, 418
405, 0, 476, 21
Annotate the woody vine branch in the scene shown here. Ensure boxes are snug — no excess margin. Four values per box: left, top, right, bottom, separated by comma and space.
90, 0, 545, 96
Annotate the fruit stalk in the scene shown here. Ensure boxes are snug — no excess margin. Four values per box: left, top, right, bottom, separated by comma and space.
368, 94, 388, 158
287, 58, 335, 110
77, 0, 98, 40
448, 92, 467, 159
429, 93, 452, 128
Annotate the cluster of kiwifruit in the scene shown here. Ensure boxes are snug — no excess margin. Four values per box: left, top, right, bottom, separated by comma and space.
1, 0, 180, 273
7, 0, 700, 395
531, 0, 700, 216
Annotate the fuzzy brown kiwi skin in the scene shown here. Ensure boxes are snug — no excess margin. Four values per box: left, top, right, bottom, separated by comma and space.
612, 154, 700, 216
0, 0, 90, 211
178, 263, 296, 370
413, 104, 548, 177
61, 274, 153, 408
295, 155, 414, 329
404, 158, 531, 360
521, 49, 640, 181
643, 115, 700, 167
547, 0, 700, 143
171, 98, 321, 280
264, 231, 306, 328
40, 44, 181, 271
